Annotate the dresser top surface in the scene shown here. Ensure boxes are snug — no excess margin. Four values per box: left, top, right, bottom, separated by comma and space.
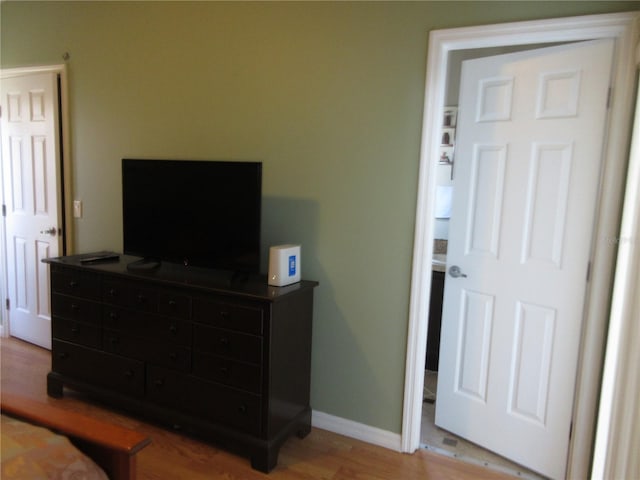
44, 254, 318, 301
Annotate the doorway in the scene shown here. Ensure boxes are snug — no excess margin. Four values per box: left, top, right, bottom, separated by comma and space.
402, 11, 639, 480
0, 64, 73, 345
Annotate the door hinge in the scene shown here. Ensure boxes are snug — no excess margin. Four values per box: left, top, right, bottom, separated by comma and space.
5, 298, 9, 310
2, 204, 6, 217
586, 261, 592, 282
607, 87, 613, 109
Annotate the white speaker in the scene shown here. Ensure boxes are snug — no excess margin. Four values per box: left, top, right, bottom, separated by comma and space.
268, 244, 301, 286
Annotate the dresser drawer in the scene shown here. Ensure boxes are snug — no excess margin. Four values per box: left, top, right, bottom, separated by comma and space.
192, 298, 263, 335
52, 317, 101, 348
52, 339, 144, 397
158, 290, 191, 319
103, 329, 192, 372
102, 279, 158, 313
145, 365, 192, 409
189, 375, 262, 435
51, 267, 101, 300
146, 365, 261, 435
102, 306, 145, 333
103, 307, 192, 345
194, 324, 262, 364
51, 294, 101, 324
193, 351, 261, 393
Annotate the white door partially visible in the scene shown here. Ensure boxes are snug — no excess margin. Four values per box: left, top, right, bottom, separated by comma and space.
1, 71, 63, 349
435, 39, 614, 480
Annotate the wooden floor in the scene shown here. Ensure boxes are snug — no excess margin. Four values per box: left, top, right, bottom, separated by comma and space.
1, 336, 514, 479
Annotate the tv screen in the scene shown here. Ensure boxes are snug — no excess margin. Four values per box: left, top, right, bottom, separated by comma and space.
122, 159, 262, 273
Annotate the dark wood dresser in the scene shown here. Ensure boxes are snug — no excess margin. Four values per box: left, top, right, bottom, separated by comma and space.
44, 254, 318, 472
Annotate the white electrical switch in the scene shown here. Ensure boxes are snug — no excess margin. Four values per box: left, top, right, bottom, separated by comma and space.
73, 200, 82, 218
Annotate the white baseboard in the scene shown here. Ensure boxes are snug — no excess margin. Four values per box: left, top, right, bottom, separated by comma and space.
311, 410, 402, 452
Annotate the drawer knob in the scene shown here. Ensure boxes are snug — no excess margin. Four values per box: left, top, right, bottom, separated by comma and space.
124, 370, 134, 378
238, 404, 247, 414
109, 288, 117, 297
169, 324, 178, 334
69, 281, 78, 288
219, 366, 229, 376
71, 303, 80, 311
168, 299, 177, 307
219, 337, 230, 347
136, 294, 147, 303
58, 352, 69, 360
154, 379, 164, 388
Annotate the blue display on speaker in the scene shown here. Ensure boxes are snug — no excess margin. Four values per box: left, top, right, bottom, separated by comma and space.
289, 255, 296, 276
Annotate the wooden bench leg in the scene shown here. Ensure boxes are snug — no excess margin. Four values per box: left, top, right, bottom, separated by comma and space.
47, 373, 64, 398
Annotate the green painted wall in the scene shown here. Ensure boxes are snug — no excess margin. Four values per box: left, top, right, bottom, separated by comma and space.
2, 1, 638, 434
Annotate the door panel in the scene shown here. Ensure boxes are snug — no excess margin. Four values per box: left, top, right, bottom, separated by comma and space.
456, 290, 494, 402
435, 39, 614, 479
1, 71, 62, 349
522, 142, 572, 267
509, 301, 555, 425
466, 144, 506, 257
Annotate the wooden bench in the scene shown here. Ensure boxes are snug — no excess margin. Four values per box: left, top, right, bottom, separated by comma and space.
1, 392, 151, 480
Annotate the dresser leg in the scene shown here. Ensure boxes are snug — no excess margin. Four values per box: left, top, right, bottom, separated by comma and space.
47, 373, 64, 398
296, 408, 312, 438
296, 422, 311, 439
251, 447, 279, 473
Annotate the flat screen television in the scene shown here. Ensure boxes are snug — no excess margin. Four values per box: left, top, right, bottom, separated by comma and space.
122, 159, 262, 273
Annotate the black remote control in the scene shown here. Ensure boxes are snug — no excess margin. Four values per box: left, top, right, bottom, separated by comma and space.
80, 253, 120, 264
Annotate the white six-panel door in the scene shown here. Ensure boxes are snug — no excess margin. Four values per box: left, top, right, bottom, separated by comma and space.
435, 39, 614, 479
1, 71, 62, 349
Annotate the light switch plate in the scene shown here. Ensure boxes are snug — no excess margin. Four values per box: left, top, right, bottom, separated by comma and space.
73, 200, 82, 218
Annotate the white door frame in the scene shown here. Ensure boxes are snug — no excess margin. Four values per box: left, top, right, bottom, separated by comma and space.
0, 64, 73, 338
402, 11, 639, 479
592, 62, 640, 479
